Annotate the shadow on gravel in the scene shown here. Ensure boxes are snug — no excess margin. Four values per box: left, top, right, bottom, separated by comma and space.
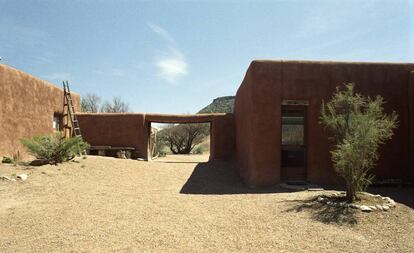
180, 160, 293, 195
284, 198, 358, 226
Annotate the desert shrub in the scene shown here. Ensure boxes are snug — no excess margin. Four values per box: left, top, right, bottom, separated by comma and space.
21, 132, 90, 165
2, 156, 13, 163
159, 151, 167, 157
193, 146, 203, 154
320, 84, 398, 202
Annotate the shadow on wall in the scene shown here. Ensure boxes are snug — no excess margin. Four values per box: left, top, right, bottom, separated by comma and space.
179, 160, 294, 195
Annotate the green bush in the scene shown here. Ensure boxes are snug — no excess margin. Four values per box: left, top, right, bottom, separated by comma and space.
2, 156, 13, 163
320, 84, 398, 202
21, 132, 90, 165
159, 151, 167, 157
193, 146, 203, 154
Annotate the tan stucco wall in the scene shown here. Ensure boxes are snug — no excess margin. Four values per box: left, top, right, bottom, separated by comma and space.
0, 64, 80, 158
234, 60, 414, 186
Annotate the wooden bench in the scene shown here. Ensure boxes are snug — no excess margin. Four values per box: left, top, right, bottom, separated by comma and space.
88, 146, 135, 158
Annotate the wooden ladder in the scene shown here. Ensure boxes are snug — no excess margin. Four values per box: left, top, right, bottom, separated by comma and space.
63, 80, 82, 138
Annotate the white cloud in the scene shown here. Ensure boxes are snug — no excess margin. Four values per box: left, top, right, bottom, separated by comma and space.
148, 22, 188, 83
147, 22, 176, 45
156, 51, 188, 83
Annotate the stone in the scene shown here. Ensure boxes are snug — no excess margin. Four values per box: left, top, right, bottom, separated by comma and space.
387, 199, 396, 207
363, 192, 374, 197
17, 174, 28, 181
375, 205, 383, 211
317, 196, 326, 203
382, 205, 390, 211
304, 202, 314, 207
307, 187, 324, 191
116, 150, 127, 159
29, 159, 49, 166
0, 175, 11, 181
349, 203, 359, 209
369, 206, 377, 210
360, 205, 372, 212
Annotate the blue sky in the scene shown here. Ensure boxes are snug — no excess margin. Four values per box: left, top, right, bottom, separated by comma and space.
1, 0, 413, 114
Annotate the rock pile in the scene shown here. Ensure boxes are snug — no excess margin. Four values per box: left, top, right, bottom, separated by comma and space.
316, 192, 396, 212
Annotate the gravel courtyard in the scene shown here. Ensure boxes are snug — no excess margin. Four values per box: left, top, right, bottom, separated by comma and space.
1, 155, 413, 252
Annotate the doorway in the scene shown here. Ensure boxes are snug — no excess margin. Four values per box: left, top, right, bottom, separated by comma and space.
281, 106, 307, 182
148, 122, 211, 163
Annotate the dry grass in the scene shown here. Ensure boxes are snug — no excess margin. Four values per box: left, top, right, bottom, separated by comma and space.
1, 155, 413, 252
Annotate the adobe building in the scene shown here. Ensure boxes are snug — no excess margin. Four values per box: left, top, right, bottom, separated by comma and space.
1, 60, 414, 187
234, 60, 414, 186
0, 64, 80, 158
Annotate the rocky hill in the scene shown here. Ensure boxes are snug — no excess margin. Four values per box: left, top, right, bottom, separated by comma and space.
198, 96, 235, 114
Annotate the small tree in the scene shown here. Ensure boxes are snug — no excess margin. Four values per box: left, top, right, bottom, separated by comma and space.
320, 84, 398, 202
158, 123, 209, 154
101, 96, 130, 113
81, 93, 102, 113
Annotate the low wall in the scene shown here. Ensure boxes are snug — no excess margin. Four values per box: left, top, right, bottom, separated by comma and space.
0, 64, 80, 158
77, 113, 236, 160
77, 114, 148, 158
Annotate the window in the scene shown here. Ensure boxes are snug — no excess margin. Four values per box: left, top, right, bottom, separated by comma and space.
53, 113, 62, 131
281, 108, 305, 146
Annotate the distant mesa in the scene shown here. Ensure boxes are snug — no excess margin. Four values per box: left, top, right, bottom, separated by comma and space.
198, 96, 235, 114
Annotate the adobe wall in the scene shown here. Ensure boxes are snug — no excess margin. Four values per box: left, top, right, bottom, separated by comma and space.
234, 60, 414, 186
77, 113, 235, 160
76, 114, 148, 158
210, 114, 235, 160
0, 64, 80, 158
409, 71, 414, 182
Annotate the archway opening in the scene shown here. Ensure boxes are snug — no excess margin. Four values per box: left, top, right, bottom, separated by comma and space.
148, 122, 211, 163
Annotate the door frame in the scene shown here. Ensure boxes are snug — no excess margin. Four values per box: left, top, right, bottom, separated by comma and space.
280, 104, 308, 182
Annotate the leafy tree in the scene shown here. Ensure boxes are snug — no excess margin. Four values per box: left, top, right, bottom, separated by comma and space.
320, 84, 398, 202
101, 96, 130, 113
21, 132, 90, 165
81, 93, 102, 113
158, 123, 209, 154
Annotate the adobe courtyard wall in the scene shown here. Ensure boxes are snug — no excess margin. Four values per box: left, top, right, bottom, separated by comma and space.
76, 113, 148, 158
77, 113, 235, 160
235, 60, 414, 186
409, 71, 414, 182
0, 64, 80, 158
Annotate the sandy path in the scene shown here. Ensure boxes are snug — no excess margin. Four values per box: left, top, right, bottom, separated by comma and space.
0, 155, 413, 252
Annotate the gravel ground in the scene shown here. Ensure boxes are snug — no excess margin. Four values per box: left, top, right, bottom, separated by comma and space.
1, 155, 413, 252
